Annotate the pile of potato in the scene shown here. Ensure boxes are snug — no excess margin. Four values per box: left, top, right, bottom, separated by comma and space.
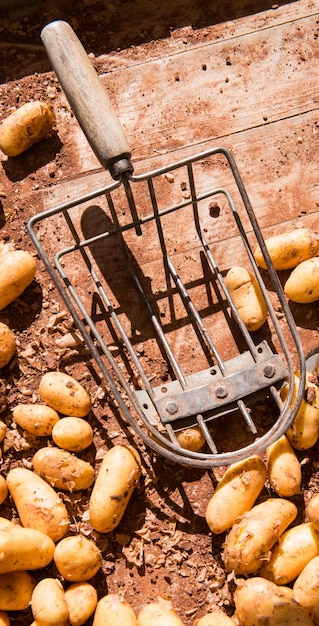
225, 227, 319, 332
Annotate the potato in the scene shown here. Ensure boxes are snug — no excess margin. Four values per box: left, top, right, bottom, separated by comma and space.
293, 555, 319, 612
89, 444, 142, 533
54, 535, 102, 582
175, 425, 206, 452
234, 576, 315, 626
93, 594, 137, 626
0, 101, 55, 157
0, 570, 36, 611
31, 578, 69, 626
39, 371, 91, 417
0, 612, 9, 626
13, 403, 60, 436
205, 455, 266, 534
52, 417, 93, 452
0, 322, 16, 369
260, 522, 319, 585
266, 434, 301, 497
195, 613, 236, 625
225, 266, 267, 331
6, 467, 70, 542
308, 494, 319, 531
0, 526, 55, 573
65, 582, 98, 626
284, 257, 319, 303
0, 478, 7, 506
281, 372, 319, 450
222, 497, 298, 575
0, 423, 6, 444
32, 446, 95, 492
0, 242, 37, 311
254, 228, 319, 270
137, 601, 184, 626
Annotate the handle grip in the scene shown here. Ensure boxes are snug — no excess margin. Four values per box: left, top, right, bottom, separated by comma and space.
41, 20, 133, 179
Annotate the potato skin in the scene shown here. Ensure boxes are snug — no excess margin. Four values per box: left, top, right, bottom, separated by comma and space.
205, 455, 266, 534
39, 371, 91, 417
0, 526, 55, 573
13, 403, 60, 436
281, 372, 319, 450
234, 576, 315, 626
0, 570, 36, 611
89, 445, 142, 533
52, 417, 93, 452
195, 613, 236, 625
266, 434, 301, 497
0, 612, 9, 626
308, 494, 319, 531
93, 594, 137, 626
32, 446, 95, 492
0, 322, 16, 369
6, 467, 70, 542
225, 266, 267, 331
223, 498, 297, 575
31, 578, 69, 626
65, 582, 98, 626
260, 522, 319, 585
284, 257, 319, 303
137, 602, 184, 626
0, 101, 55, 157
175, 425, 205, 452
293, 555, 319, 612
0, 243, 37, 311
0, 478, 7, 506
254, 228, 319, 270
54, 535, 102, 582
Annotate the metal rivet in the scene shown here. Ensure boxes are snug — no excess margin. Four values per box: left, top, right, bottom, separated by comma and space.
215, 385, 228, 399
165, 400, 179, 415
263, 364, 275, 378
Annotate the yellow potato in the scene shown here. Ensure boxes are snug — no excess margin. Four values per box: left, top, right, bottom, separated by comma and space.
234, 576, 315, 626
0, 100, 55, 157
52, 417, 93, 452
0, 570, 36, 611
0, 526, 55, 573
0, 322, 16, 369
89, 445, 142, 533
31, 578, 69, 626
308, 494, 319, 531
225, 266, 267, 331
54, 535, 102, 582
281, 372, 319, 450
0, 423, 6, 444
93, 594, 137, 626
284, 257, 319, 303
254, 228, 319, 270
6, 467, 70, 542
13, 403, 60, 436
266, 434, 301, 497
175, 425, 206, 452
65, 582, 98, 626
39, 371, 91, 417
137, 601, 184, 626
261, 522, 319, 585
205, 455, 266, 534
293, 555, 319, 612
223, 497, 298, 575
0, 242, 37, 311
0, 612, 9, 626
312, 600, 319, 625
195, 612, 236, 625
32, 446, 95, 492
0, 478, 7, 506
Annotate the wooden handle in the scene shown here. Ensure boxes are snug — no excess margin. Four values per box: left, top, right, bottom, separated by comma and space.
41, 20, 133, 178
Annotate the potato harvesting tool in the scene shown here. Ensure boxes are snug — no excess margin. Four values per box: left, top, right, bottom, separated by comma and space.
28, 21, 306, 468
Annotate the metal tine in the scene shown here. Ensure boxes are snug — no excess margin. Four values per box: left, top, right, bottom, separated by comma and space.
196, 414, 218, 454
237, 399, 257, 434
